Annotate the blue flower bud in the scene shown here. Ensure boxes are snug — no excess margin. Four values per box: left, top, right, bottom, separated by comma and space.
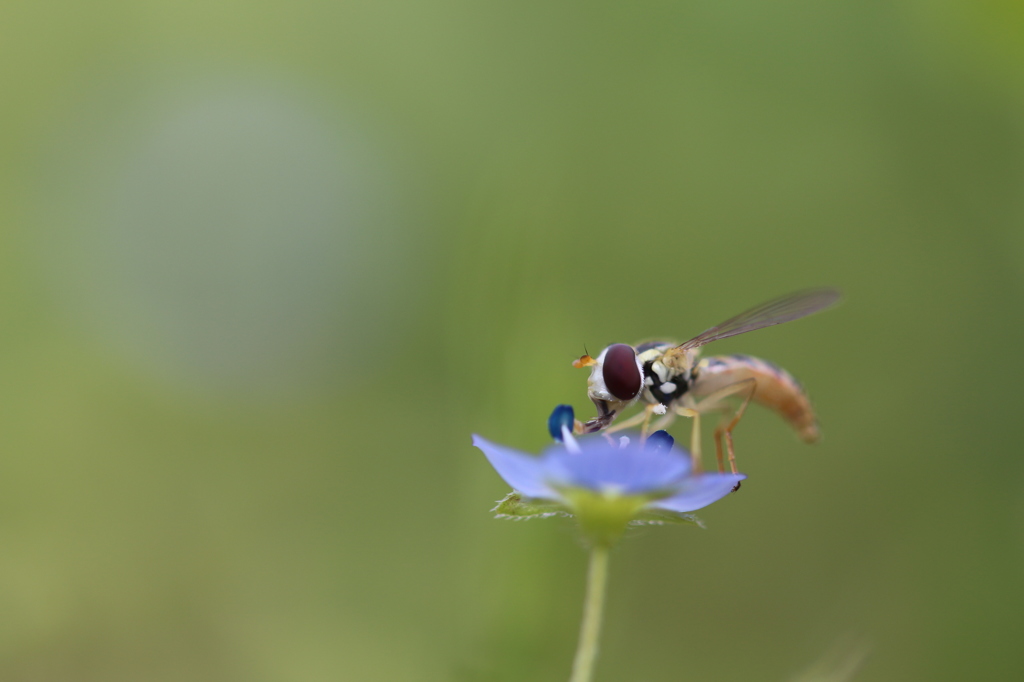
548, 404, 575, 441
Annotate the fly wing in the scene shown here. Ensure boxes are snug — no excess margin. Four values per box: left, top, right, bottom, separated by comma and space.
676, 288, 841, 351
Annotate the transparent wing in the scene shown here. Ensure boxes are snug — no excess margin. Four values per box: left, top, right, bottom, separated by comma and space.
677, 288, 841, 351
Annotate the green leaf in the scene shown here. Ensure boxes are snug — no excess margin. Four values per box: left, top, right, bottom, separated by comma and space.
491, 492, 572, 520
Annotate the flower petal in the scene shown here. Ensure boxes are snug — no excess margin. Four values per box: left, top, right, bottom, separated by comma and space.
472, 435, 554, 499
547, 404, 575, 441
543, 438, 691, 494
645, 430, 674, 453
653, 473, 746, 513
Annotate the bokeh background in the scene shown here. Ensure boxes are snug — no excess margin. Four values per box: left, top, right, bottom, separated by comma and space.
1, 1, 1023, 680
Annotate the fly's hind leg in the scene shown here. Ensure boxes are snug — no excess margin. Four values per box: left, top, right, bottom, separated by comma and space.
692, 379, 757, 474
717, 383, 755, 475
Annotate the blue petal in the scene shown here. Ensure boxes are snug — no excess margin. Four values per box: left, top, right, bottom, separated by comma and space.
472, 435, 554, 499
547, 404, 575, 441
653, 473, 746, 513
544, 439, 691, 494
645, 430, 674, 453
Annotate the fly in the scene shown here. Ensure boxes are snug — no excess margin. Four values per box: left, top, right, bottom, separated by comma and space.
572, 289, 840, 473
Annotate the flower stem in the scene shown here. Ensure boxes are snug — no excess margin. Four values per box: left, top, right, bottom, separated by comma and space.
569, 544, 611, 682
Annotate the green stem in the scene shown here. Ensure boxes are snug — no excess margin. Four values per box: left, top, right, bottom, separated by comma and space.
569, 544, 611, 682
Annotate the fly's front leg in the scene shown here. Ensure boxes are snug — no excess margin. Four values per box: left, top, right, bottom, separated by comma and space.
646, 396, 701, 470
605, 403, 660, 440
638, 402, 670, 441
652, 404, 700, 471
648, 405, 677, 434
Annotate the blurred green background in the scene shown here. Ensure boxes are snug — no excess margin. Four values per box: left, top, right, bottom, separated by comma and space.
1, 1, 1023, 680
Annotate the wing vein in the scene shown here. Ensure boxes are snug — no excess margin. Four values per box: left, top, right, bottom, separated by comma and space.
677, 288, 841, 351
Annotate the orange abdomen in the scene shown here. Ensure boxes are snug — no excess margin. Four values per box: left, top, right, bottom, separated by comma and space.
691, 355, 820, 443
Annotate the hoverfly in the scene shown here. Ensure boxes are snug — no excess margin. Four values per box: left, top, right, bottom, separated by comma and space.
572, 288, 840, 474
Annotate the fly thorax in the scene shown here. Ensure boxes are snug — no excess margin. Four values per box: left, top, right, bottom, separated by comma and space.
642, 359, 690, 405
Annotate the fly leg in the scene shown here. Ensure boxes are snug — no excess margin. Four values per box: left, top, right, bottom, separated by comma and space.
685, 408, 701, 472
717, 383, 755, 475
691, 379, 757, 474
648, 404, 700, 471
604, 403, 660, 439
648, 408, 678, 434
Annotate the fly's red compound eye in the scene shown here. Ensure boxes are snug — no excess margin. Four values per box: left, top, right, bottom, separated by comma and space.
602, 344, 641, 401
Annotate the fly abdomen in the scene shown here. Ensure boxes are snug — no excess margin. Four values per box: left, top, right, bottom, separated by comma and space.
692, 354, 820, 442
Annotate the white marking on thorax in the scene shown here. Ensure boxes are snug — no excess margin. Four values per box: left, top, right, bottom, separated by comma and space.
660, 381, 677, 394
651, 362, 670, 382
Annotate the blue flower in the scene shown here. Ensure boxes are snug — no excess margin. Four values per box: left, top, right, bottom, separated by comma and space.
474, 421, 744, 544
474, 433, 743, 512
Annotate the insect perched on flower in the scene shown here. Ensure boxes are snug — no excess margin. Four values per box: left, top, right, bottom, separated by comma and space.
572, 288, 840, 474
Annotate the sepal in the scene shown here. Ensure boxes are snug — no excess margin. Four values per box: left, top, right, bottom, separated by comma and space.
560, 488, 651, 547
491, 491, 572, 520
